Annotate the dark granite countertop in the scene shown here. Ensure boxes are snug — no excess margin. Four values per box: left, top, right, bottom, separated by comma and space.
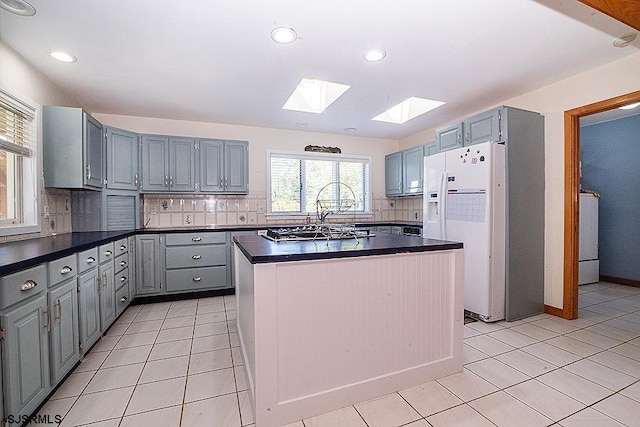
234, 233, 462, 264
0, 231, 134, 276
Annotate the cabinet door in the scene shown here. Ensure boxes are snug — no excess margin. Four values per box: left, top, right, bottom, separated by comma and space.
128, 236, 136, 301
424, 141, 437, 156
464, 108, 502, 146
436, 122, 463, 152
84, 113, 104, 188
402, 146, 424, 194
49, 280, 80, 385
135, 235, 162, 295
199, 139, 224, 192
78, 268, 101, 354
169, 137, 196, 192
107, 127, 139, 190
141, 135, 169, 192
224, 141, 249, 193
1, 295, 50, 420
385, 152, 403, 196
99, 262, 116, 332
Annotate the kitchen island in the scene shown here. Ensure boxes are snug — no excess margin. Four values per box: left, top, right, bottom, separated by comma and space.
233, 232, 464, 427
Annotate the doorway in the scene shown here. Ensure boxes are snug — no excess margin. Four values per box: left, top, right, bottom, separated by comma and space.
563, 89, 640, 319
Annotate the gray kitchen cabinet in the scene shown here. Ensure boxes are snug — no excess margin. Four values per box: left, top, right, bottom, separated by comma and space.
463, 108, 502, 146
135, 235, 163, 295
106, 127, 139, 191
1, 295, 50, 422
141, 135, 196, 192
436, 122, 463, 152
402, 145, 424, 195
128, 236, 136, 301
198, 139, 248, 193
98, 245, 116, 333
77, 247, 101, 354
385, 152, 403, 196
424, 140, 437, 156
72, 189, 141, 231
48, 279, 79, 385
228, 231, 257, 289
43, 106, 104, 190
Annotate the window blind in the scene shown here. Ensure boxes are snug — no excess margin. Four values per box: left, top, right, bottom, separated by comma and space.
0, 88, 35, 158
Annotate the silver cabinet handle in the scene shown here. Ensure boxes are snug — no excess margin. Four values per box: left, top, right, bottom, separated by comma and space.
170, 176, 174, 188
165, 175, 169, 188
86, 256, 96, 264
225, 178, 228, 187
192, 277, 201, 282
219, 178, 223, 188
86, 164, 91, 180
134, 174, 138, 187
192, 255, 201, 260
20, 280, 38, 291
120, 276, 126, 283
102, 273, 107, 289
105, 250, 113, 257
192, 237, 202, 242
120, 245, 127, 251
120, 260, 127, 267
120, 296, 128, 303
55, 299, 62, 324
45, 309, 51, 332
60, 266, 73, 274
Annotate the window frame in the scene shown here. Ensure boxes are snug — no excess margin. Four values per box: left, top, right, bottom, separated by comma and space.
0, 83, 41, 237
267, 150, 372, 219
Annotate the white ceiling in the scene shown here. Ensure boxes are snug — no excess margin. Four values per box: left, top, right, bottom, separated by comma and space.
1, 0, 638, 139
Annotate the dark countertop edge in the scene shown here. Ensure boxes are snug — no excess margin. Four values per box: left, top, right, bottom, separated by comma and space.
136, 221, 422, 233
236, 241, 463, 264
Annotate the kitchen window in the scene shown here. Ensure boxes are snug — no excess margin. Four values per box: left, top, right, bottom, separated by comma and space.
0, 85, 39, 235
268, 151, 371, 217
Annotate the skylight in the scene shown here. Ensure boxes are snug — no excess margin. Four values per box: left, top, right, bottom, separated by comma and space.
282, 78, 351, 114
372, 97, 445, 124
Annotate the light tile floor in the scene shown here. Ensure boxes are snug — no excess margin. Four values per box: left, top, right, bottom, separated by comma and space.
38, 282, 640, 426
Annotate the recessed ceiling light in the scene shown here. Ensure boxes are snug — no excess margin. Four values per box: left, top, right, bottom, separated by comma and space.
0, 0, 35, 16
372, 97, 445, 124
271, 27, 297, 44
619, 102, 640, 110
365, 49, 386, 62
344, 127, 357, 132
295, 122, 308, 128
283, 78, 350, 114
50, 51, 77, 63
613, 32, 637, 48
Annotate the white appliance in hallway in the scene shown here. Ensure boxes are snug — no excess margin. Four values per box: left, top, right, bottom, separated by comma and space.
579, 192, 599, 284
423, 141, 506, 322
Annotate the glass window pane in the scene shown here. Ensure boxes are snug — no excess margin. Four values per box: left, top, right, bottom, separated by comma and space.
0, 150, 19, 222
303, 159, 334, 213
271, 157, 301, 212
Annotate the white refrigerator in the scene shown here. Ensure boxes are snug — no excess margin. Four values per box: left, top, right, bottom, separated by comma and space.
423, 141, 506, 322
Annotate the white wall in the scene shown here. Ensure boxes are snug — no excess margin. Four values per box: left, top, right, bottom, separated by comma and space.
399, 52, 640, 310
92, 114, 398, 196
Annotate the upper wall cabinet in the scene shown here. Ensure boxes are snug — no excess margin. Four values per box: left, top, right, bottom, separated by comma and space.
198, 139, 248, 194
106, 127, 139, 191
43, 106, 103, 190
402, 145, 425, 195
463, 108, 501, 146
140, 135, 196, 193
384, 152, 403, 196
435, 122, 463, 152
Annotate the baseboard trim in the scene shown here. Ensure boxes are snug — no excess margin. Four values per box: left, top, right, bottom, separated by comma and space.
544, 304, 564, 318
599, 275, 640, 288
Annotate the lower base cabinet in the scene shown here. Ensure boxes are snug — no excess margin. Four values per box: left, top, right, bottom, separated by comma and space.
1, 295, 50, 422
115, 283, 130, 317
48, 280, 80, 385
77, 269, 101, 355
98, 262, 116, 333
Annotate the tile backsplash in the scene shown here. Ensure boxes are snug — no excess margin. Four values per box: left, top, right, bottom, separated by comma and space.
142, 192, 423, 228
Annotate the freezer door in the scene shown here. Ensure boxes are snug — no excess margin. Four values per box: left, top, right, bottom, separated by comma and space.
445, 142, 506, 321
423, 152, 446, 239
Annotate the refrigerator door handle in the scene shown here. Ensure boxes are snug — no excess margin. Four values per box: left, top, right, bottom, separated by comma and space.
440, 172, 447, 240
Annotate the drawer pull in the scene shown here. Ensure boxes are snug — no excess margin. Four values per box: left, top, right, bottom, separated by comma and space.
120, 296, 128, 303
86, 257, 96, 264
120, 276, 126, 283
192, 237, 202, 242
56, 299, 62, 324
192, 255, 201, 260
105, 250, 113, 257
192, 277, 202, 282
120, 245, 127, 251
20, 280, 38, 291
60, 266, 73, 274
120, 260, 127, 267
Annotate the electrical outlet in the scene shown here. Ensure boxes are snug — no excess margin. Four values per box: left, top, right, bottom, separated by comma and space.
150, 206, 158, 215
44, 205, 50, 218
414, 211, 419, 220
256, 206, 265, 214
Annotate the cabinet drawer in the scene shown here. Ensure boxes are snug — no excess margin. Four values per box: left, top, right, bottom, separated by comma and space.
77, 247, 99, 274
114, 238, 129, 255
99, 242, 115, 264
165, 266, 227, 293
115, 267, 129, 291
1, 264, 46, 309
165, 232, 225, 246
165, 245, 226, 269
48, 254, 77, 287
115, 282, 130, 317
114, 253, 129, 273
